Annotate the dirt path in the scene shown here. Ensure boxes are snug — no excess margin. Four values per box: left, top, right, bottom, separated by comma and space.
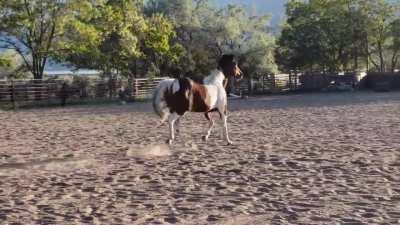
1, 91, 399, 224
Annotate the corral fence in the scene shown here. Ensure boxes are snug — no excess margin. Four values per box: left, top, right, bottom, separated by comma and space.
235, 71, 358, 95
132, 77, 169, 99
236, 73, 300, 95
1, 71, 399, 108
296, 72, 358, 91
235, 71, 400, 94
0, 77, 168, 108
0, 79, 62, 108
66, 77, 170, 100
359, 72, 400, 91
294, 71, 400, 92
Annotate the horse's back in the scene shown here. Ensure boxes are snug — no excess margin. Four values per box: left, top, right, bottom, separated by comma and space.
154, 77, 225, 115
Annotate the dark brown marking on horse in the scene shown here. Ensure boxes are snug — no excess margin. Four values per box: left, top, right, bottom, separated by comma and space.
205, 108, 222, 119
191, 83, 211, 112
205, 112, 211, 121
164, 78, 191, 116
164, 77, 212, 115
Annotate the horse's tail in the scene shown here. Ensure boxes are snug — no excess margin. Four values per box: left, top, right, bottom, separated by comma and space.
152, 79, 174, 123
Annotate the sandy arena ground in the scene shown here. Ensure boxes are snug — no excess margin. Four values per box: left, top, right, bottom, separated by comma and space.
1, 91, 400, 225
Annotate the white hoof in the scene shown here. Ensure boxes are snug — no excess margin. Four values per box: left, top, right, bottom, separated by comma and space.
166, 139, 173, 145
202, 135, 209, 142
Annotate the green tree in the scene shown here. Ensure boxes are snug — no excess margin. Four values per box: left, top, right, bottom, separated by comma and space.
389, 18, 400, 71
56, 0, 183, 79
0, 50, 30, 79
142, 14, 185, 77
0, 56, 11, 68
144, 0, 216, 76
55, 0, 146, 77
277, 0, 356, 72
360, 0, 400, 72
210, 4, 277, 76
0, 0, 70, 79
277, 0, 400, 72
145, 1, 277, 78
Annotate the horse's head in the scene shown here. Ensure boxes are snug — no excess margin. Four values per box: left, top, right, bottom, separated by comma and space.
218, 54, 244, 80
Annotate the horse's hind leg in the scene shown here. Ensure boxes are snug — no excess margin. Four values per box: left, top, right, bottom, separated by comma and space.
156, 113, 169, 128
167, 113, 179, 145
175, 117, 181, 134
202, 112, 214, 142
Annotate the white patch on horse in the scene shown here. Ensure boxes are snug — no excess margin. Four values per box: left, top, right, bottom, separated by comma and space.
153, 79, 175, 124
171, 79, 180, 93
202, 70, 225, 111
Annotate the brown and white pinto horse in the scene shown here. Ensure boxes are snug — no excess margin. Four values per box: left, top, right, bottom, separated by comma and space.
153, 55, 243, 145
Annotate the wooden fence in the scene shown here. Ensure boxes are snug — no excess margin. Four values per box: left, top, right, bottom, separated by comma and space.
0, 75, 296, 108
0, 80, 62, 108
132, 77, 169, 99
0, 77, 169, 108
236, 73, 299, 94
360, 72, 400, 91
290, 72, 358, 91
2, 71, 394, 108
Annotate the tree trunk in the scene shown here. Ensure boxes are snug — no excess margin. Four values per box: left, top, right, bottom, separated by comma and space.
392, 54, 399, 73
378, 41, 385, 72
354, 48, 358, 71
365, 35, 370, 71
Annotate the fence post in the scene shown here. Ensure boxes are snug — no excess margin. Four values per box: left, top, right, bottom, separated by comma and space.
108, 79, 113, 99
247, 75, 252, 95
11, 80, 16, 109
47, 82, 51, 104
261, 75, 265, 93
271, 74, 276, 91
134, 79, 139, 100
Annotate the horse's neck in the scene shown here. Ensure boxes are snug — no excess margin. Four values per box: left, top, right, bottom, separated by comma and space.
203, 70, 225, 86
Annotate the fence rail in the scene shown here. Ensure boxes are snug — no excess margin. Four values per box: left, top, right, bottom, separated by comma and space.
0, 71, 398, 108
132, 77, 169, 99
236, 73, 299, 94
0, 80, 61, 108
0, 77, 169, 108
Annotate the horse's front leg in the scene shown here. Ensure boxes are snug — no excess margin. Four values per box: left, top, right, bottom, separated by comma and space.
167, 113, 179, 145
202, 112, 214, 142
221, 113, 233, 145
